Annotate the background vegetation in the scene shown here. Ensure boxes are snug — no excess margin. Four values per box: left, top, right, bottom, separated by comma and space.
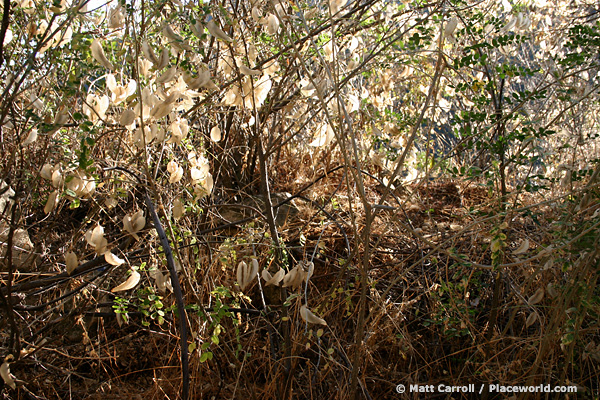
1, 0, 599, 398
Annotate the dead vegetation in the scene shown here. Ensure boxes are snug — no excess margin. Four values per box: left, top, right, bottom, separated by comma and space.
2, 155, 600, 399
2, 0, 600, 399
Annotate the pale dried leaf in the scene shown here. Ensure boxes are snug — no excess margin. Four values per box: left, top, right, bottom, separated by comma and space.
300, 305, 327, 325
547, 283, 558, 298
513, 239, 530, 255
91, 39, 114, 70
210, 126, 222, 142
261, 269, 272, 281
40, 164, 54, 180
169, 166, 184, 183
173, 198, 185, 219
444, 17, 458, 37
157, 66, 178, 84
266, 14, 279, 35
305, 261, 314, 283
105, 251, 125, 266
123, 210, 145, 238
240, 65, 261, 76
44, 190, 59, 214
282, 265, 306, 289
237, 260, 258, 291
88, 225, 104, 247
142, 40, 158, 64
0, 358, 16, 390
309, 124, 335, 147
66, 251, 78, 275
23, 128, 38, 145
206, 19, 233, 42
526, 312, 538, 328
119, 109, 136, 126
111, 270, 141, 292
329, 0, 345, 15
51, 169, 63, 188
527, 288, 544, 306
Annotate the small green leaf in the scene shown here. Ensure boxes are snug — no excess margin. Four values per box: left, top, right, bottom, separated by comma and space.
200, 351, 212, 362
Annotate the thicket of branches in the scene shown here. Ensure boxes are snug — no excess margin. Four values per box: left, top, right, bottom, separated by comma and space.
1, 0, 600, 398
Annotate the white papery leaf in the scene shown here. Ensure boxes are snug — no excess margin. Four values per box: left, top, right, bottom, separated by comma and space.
240, 65, 261, 76
547, 283, 558, 298
262, 269, 272, 281
300, 305, 327, 325
251, 7, 262, 22
142, 40, 158, 64
329, 0, 345, 15
264, 60, 280, 76
304, 9, 317, 19
266, 14, 279, 35
151, 102, 174, 120
347, 94, 360, 112
168, 118, 189, 144
155, 47, 170, 70
513, 239, 530, 255
247, 44, 257, 65
183, 71, 209, 90
107, 78, 137, 105
44, 190, 59, 214
168, 160, 180, 175
105, 251, 125, 266
274, 2, 287, 20
304, 261, 314, 283
3, 29, 12, 46
151, 269, 172, 294
157, 66, 178, 84
163, 24, 184, 43
123, 210, 145, 239
173, 198, 185, 219
444, 17, 458, 37
210, 126, 222, 142
91, 39, 114, 70
0, 357, 16, 390
525, 312, 538, 328
40, 164, 54, 180
190, 20, 204, 38
206, 19, 233, 42
66, 251, 78, 275
251, 74, 272, 108
54, 108, 69, 125
108, 4, 125, 29
527, 288, 544, 306
111, 270, 141, 292
106, 73, 117, 92
119, 109, 136, 127
237, 260, 258, 291
105, 197, 118, 208
502, 16, 518, 33
348, 36, 359, 53
324, 41, 336, 62
222, 86, 240, 106
200, 173, 214, 195
190, 166, 203, 181
23, 128, 38, 145
86, 225, 105, 248
263, 268, 285, 286
309, 123, 335, 147
51, 169, 63, 188
282, 265, 306, 289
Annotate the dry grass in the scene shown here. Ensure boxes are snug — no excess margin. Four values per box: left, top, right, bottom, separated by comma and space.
2, 151, 599, 400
